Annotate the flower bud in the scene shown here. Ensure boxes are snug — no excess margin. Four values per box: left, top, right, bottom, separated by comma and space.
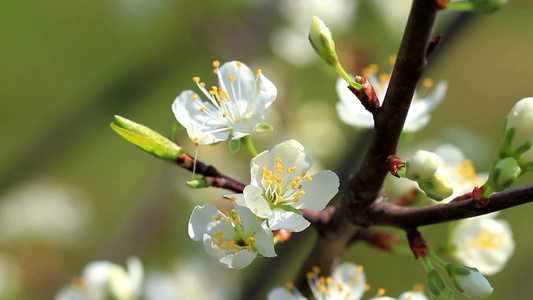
111, 115, 186, 161
406, 150, 441, 181
308, 16, 339, 67
427, 269, 454, 300
505, 97, 533, 154
447, 264, 493, 299
472, 0, 508, 13
418, 173, 453, 201
487, 157, 521, 192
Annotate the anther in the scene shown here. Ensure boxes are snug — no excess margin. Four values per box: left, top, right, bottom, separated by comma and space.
223, 112, 228, 117
389, 54, 397, 65
215, 214, 222, 221
246, 236, 255, 243
255, 68, 262, 75
193, 76, 200, 82
200, 106, 207, 112
229, 75, 236, 82
200, 82, 206, 87
225, 217, 231, 222
301, 171, 307, 176
213, 60, 220, 67
422, 78, 434, 88
276, 157, 282, 163
229, 196, 236, 202
306, 176, 313, 182
192, 95, 199, 100
378, 288, 385, 296
236, 61, 242, 67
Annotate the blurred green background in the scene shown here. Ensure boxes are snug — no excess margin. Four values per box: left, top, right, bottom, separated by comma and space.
1, 0, 533, 299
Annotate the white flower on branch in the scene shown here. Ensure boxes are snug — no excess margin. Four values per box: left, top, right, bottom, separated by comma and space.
172, 60, 277, 145
451, 214, 515, 276
188, 204, 276, 269
228, 140, 339, 232
55, 257, 143, 300
335, 62, 447, 132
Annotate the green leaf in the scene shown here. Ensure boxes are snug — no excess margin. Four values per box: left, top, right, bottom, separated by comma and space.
256, 124, 274, 132
111, 115, 186, 160
230, 138, 241, 153
186, 179, 207, 189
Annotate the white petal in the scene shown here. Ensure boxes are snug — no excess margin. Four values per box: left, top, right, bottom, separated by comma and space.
243, 186, 272, 218
219, 61, 255, 112
225, 193, 246, 207
203, 234, 226, 261
267, 286, 306, 300
269, 140, 313, 173
250, 150, 271, 186
219, 250, 257, 269
126, 257, 144, 297
249, 72, 278, 116
188, 204, 222, 241
268, 208, 310, 232
336, 77, 375, 128
398, 291, 429, 300
295, 170, 339, 210
253, 223, 277, 258
232, 114, 264, 139
332, 262, 366, 300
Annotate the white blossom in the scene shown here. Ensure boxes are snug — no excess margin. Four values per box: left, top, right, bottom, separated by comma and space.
447, 264, 493, 299
268, 263, 366, 300
55, 257, 143, 300
451, 214, 515, 275
172, 60, 277, 145
336, 65, 447, 132
434, 144, 487, 203
188, 204, 276, 269
229, 140, 339, 232
406, 150, 441, 181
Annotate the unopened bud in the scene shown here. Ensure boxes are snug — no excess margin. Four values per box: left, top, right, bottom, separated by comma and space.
406, 150, 441, 181
447, 263, 493, 299
111, 115, 186, 161
488, 157, 521, 191
504, 97, 533, 155
427, 269, 454, 300
309, 16, 339, 67
418, 173, 453, 201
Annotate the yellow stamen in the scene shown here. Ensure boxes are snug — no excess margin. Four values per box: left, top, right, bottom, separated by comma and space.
389, 54, 397, 65
293, 197, 299, 202
229, 75, 236, 82
365, 284, 371, 291
236, 61, 242, 67
472, 228, 505, 250
276, 157, 282, 163
215, 214, 222, 221
306, 272, 314, 279
255, 68, 262, 75
225, 217, 231, 222
312, 266, 321, 273
378, 288, 386, 296
230, 196, 236, 202
413, 283, 425, 292
247, 236, 256, 243
192, 94, 199, 100
200, 106, 207, 112
379, 73, 391, 83
200, 82, 206, 87
422, 78, 434, 88
306, 176, 313, 182
193, 76, 200, 82
326, 277, 333, 284
213, 60, 220, 67
357, 265, 364, 272
223, 112, 228, 117
221, 209, 228, 215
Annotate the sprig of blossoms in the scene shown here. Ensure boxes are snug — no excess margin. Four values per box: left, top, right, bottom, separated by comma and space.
228, 140, 340, 232
188, 203, 276, 269
172, 60, 277, 145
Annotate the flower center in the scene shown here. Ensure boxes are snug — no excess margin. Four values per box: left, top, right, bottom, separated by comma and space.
212, 209, 256, 254
471, 228, 505, 250
306, 266, 361, 300
260, 157, 311, 206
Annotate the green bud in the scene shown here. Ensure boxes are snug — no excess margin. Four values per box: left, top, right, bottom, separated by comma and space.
111, 115, 186, 161
308, 16, 339, 67
418, 173, 453, 201
186, 179, 207, 189
406, 150, 440, 181
427, 269, 454, 300
447, 263, 493, 299
488, 157, 521, 192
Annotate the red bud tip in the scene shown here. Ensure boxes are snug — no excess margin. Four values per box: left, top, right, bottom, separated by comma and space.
348, 76, 380, 114
387, 155, 405, 178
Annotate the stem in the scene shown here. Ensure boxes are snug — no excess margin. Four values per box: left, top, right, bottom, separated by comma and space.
428, 250, 448, 269
242, 135, 258, 157
334, 64, 363, 89
420, 255, 434, 271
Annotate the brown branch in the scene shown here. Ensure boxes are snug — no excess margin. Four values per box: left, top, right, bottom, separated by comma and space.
176, 153, 245, 193
294, 0, 441, 296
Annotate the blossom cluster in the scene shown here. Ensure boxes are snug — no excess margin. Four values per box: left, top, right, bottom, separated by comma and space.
176, 61, 340, 269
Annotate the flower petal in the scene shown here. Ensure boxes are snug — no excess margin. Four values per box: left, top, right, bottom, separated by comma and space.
219, 61, 255, 113
269, 140, 313, 173
243, 186, 272, 218
267, 286, 306, 300
332, 263, 366, 300
203, 234, 227, 261
249, 72, 277, 116
295, 170, 339, 210
218, 250, 257, 269
188, 204, 222, 241
268, 208, 310, 232
253, 223, 277, 258
232, 114, 264, 140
